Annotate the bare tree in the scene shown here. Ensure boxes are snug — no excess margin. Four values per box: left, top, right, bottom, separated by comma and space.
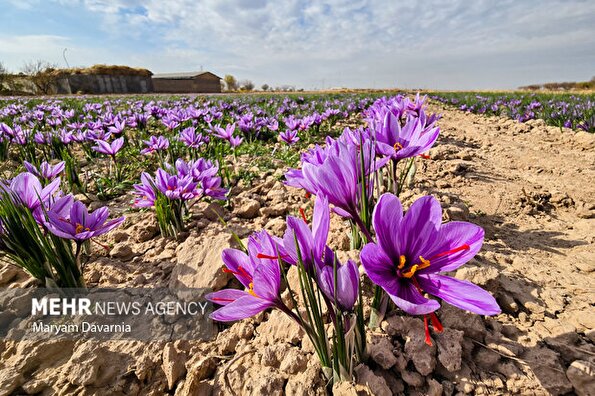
0, 61, 7, 91
277, 85, 295, 92
261, 83, 269, 91
21, 60, 58, 94
239, 80, 254, 92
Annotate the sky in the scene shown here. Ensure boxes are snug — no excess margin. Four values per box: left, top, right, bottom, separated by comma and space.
0, 0, 594, 90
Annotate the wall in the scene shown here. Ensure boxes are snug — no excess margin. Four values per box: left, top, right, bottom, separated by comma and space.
55, 74, 154, 94
153, 76, 221, 93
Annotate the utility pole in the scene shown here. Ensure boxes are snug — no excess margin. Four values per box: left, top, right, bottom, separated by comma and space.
63, 48, 70, 68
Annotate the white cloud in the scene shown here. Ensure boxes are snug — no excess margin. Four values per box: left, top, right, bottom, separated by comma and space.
1, 0, 594, 89
0, 35, 71, 69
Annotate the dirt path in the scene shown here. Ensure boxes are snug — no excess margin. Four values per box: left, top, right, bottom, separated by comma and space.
417, 105, 595, 394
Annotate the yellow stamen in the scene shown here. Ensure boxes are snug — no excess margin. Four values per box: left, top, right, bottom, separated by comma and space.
401, 265, 419, 278
75, 223, 90, 233
248, 282, 259, 298
394, 142, 403, 151
398, 255, 406, 269
401, 256, 431, 278
418, 256, 431, 270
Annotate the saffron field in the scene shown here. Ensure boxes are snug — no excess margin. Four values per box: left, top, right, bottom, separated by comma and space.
0, 92, 594, 395
429, 91, 595, 132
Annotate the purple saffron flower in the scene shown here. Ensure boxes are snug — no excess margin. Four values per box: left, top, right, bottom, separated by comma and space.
199, 174, 228, 200
132, 172, 157, 208
33, 132, 49, 144
228, 135, 243, 148
289, 139, 387, 219
161, 118, 180, 131
360, 193, 500, 318
108, 120, 126, 135
284, 116, 301, 131
284, 143, 331, 194
154, 169, 197, 200
23, 161, 65, 181
375, 113, 440, 161
92, 137, 124, 156
267, 118, 279, 131
317, 254, 360, 312
238, 113, 254, 134
247, 229, 287, 265
58, 129, 74, 144
32, 194, 74, 226
213, 123, 236, 140
213, 123, 242, 147
7, 172, 61, 210
282, 195, 330, 271
170, 158, 227, 200
206, 230, 284, 322
45, 200, 125, 242
141, 135, 170, 155
279, 129, 299, 145
179, 127, 206, 148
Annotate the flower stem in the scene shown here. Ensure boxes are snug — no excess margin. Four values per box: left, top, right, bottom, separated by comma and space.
369, 285, 388, 328
352, 212, 373, 243
112, 155, 121, 182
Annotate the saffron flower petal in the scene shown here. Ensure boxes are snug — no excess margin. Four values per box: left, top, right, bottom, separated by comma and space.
399, 196, 442, 259
283, 216, 316, 268
312, 194, 330, 259
251, 259, 281, 301
205, 289, 247, 306
221, 248, 254, 288
372, 193, 404, 260
45, 199, 125, 241
417, 274, 501, 315
421, 222, 484, 274
318, 257, 360, 312
388, 280, 441, 315
282, 195, 330, 270
360, 243, 396, 290
210, 295, 274, 322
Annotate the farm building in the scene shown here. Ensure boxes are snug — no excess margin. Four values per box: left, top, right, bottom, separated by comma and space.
152, 71, 222, 93
53, 65, 154, 94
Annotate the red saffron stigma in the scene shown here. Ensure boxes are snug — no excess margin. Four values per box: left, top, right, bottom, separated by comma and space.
222, 266, 251, 279
430, 312, 444, 333
424, 315, 433, 346
238, 266, 250, 278
211, 297, 234, 303
299, 207, 308, 223
91, 239, 111, 251
431, 244, 470, 259
418, 154, 431, 159
257, 253, 279, 260
411, 277, 423, 294
305, 192, 311, 199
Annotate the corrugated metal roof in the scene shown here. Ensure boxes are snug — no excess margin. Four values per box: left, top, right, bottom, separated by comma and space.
152, 71, 221, 80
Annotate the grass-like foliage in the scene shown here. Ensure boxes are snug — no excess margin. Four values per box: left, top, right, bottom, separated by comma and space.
0, 191, 83, 287
154, 192, 185, 239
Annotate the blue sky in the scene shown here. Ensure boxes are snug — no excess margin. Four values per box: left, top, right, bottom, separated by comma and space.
1, 0, 594, 90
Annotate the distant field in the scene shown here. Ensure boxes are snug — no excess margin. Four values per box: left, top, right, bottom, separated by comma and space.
427, 91, 595, 133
